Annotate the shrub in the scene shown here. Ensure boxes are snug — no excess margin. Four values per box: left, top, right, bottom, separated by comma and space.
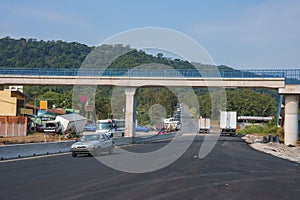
237, 121, 279, 135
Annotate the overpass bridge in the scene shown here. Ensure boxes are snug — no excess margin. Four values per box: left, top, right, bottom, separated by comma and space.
0, 68, 299, 146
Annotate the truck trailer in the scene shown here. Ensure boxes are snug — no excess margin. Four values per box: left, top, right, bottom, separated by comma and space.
199, 117, 210, 133
220, 111, 237, 136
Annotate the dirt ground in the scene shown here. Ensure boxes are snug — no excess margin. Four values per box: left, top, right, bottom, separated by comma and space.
0, 133, 72, 145
250, 142, 300, 164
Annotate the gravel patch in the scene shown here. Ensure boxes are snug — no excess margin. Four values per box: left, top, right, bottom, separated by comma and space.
241, 134, 300, 164
250, 142, 300, 164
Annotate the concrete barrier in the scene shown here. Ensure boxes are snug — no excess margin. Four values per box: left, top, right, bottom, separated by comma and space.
133, 132, 177, 144
112, 137, 132, 146
0, 141, 76, 160
112, 132, 177, 145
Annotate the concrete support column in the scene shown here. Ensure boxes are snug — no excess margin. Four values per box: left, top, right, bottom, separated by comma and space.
284, 95, 299, 146
125, 87, 137, 137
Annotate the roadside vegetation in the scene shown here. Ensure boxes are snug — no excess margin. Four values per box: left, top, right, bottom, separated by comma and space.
237, 118, 281, 136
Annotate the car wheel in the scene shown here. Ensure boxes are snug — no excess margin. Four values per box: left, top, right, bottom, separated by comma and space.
72, 152, 77, 157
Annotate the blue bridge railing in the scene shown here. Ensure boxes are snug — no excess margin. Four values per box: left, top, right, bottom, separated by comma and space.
0, 68, 299, 84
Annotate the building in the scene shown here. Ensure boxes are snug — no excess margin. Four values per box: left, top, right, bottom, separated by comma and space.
0, 89, 34, 137
0, 89, 33, 116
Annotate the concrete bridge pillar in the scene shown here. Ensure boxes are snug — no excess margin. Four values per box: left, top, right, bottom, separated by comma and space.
124, 87, 137, 137
284, 95, 299, 146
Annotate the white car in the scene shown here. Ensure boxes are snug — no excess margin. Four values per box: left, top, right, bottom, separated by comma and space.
70, 133, 115, 157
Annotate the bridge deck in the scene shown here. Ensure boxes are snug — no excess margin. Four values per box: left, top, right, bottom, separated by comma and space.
0, 68, 298, 87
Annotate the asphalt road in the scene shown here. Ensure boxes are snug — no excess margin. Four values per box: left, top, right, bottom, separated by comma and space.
0, 135, 299, 200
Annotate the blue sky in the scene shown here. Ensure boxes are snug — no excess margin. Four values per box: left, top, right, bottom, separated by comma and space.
0, 0, 300, 69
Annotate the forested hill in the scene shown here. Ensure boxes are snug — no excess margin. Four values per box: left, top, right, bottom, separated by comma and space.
0, 37, 233, 70
0, 37, 91, 68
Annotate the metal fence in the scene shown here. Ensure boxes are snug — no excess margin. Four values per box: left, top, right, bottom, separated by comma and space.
0, 122, 27, 137
0, 68, 299, 84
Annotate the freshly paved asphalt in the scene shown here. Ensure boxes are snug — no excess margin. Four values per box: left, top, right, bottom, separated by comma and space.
0, 135, 299, 200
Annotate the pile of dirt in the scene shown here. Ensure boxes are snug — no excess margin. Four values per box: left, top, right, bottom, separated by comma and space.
0, 134, 71, 145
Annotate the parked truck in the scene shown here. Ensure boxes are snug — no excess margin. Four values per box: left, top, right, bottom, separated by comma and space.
220, 111, 237, 136
95, 119, 125, 137
44, 120, 62, 134
199, 117, 210, 134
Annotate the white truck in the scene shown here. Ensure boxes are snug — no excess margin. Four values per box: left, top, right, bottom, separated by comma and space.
44, 120, 62, 134
164, 118, 180, 132
95, 119, 125, 138
55, 113, 87, 135
220, 111, 237, 136
199, 117, 210, 134
113, 119, 126, 134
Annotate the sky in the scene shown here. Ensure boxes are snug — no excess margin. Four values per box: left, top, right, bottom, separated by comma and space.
0, 0, 300, 69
